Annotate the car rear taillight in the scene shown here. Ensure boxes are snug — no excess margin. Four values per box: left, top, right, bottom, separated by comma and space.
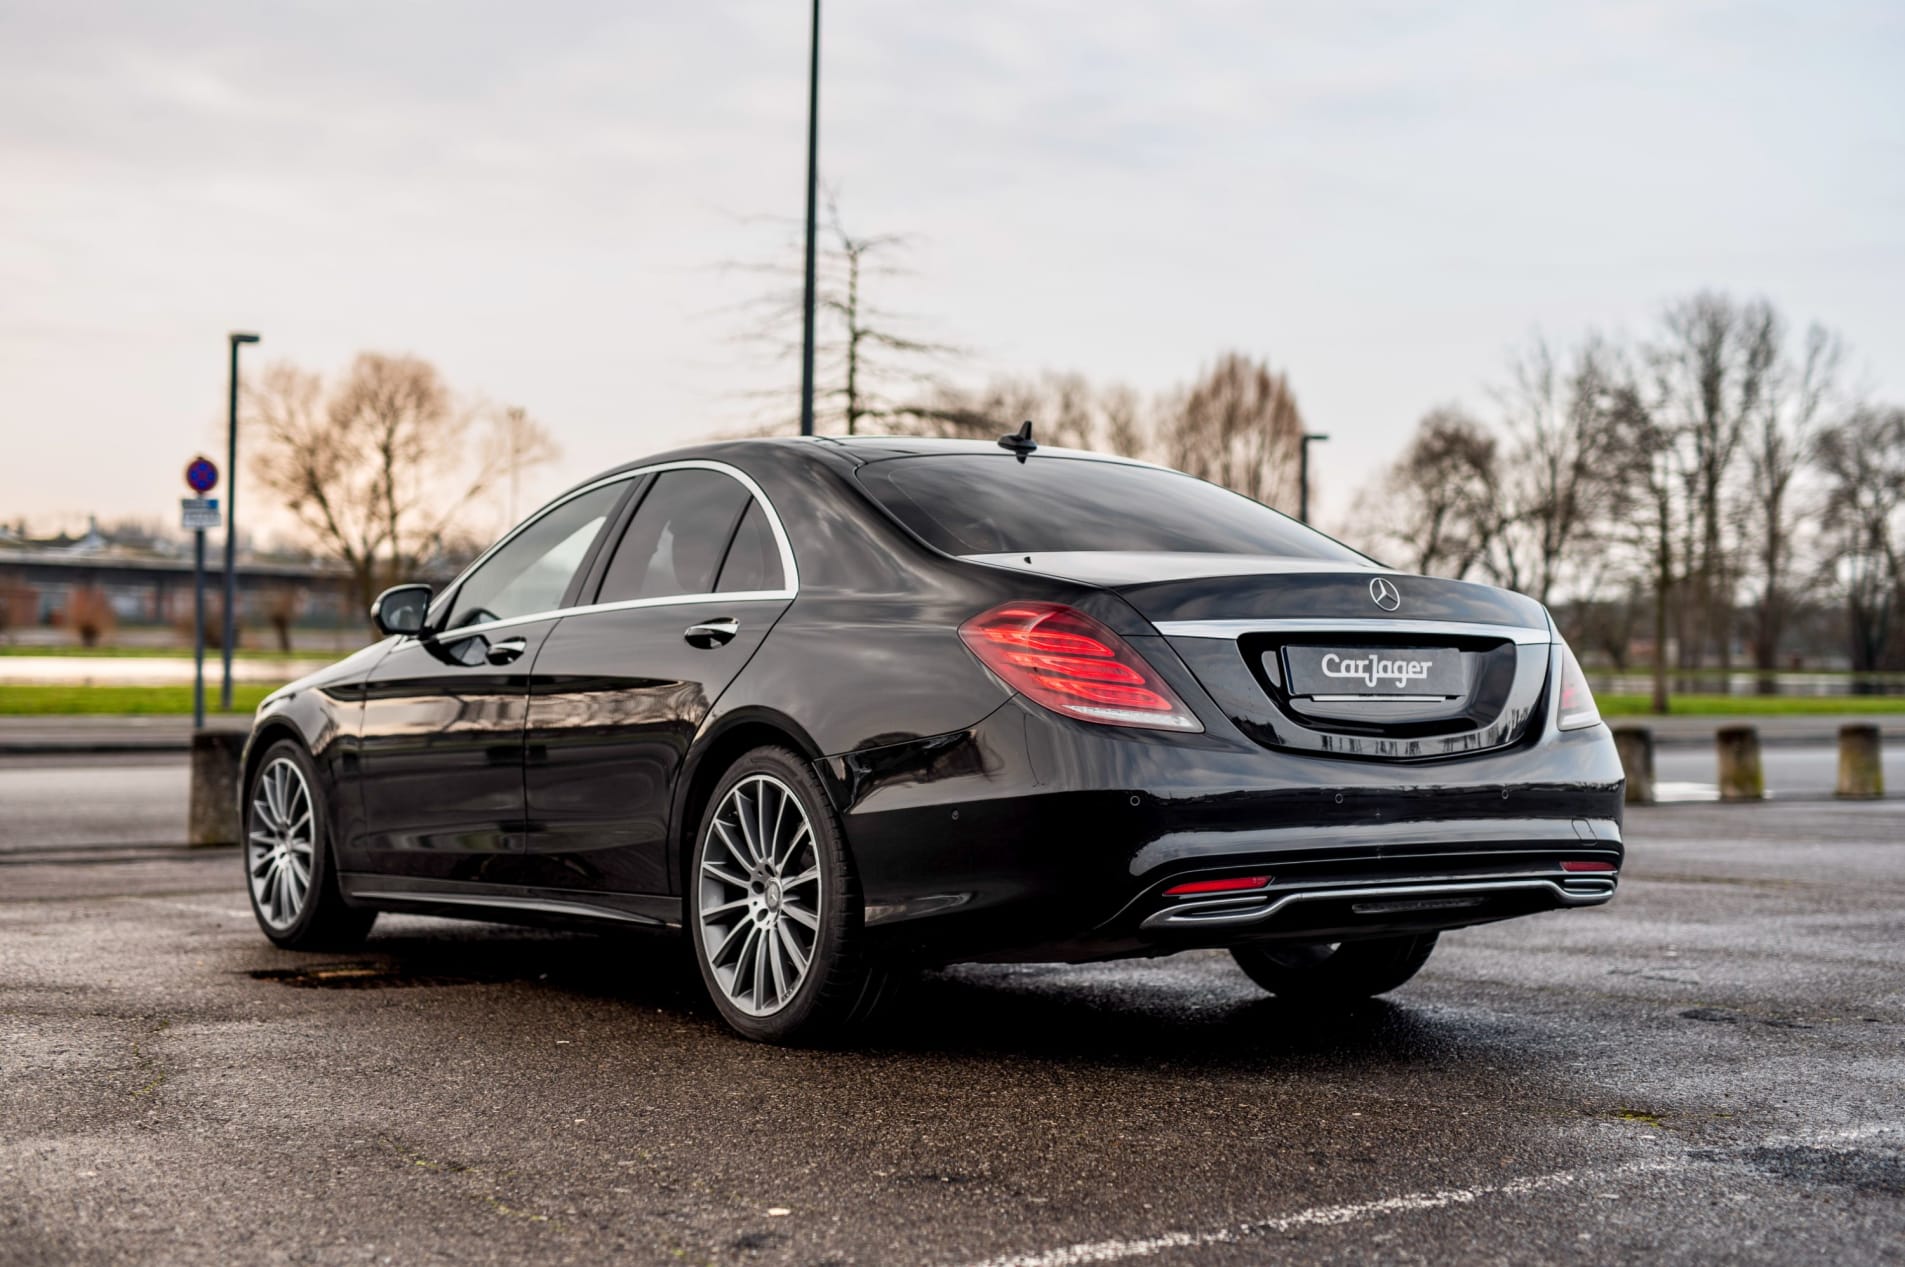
1163, 875, 1271, 896
959, 602, 1203, 732
1555, 640, 1602, 731
1560, 860, 1616, 873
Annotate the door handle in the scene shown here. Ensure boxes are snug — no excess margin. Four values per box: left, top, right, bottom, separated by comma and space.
486, 636, 528, 665
684, 617, 740, 649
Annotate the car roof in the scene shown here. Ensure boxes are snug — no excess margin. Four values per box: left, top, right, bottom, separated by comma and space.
571, 434, 1156, 489
813, 435, 1156, 466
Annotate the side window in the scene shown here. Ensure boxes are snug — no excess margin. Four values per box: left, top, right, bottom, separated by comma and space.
715, 500, 784, 593
441, 481, 625, 629
596, 470, 753, 603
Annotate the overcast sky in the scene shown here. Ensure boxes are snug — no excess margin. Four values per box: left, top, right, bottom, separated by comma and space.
2, 1, 1900, 540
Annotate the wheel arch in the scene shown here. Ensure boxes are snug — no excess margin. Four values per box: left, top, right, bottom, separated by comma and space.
241, 717, 308, 795
671, 707, 828, 895
241, 709, 355, 858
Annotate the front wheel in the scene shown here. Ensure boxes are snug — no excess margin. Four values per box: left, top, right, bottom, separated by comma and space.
689, 746, 888, 1044
1230, 933, 1438, 1004
244, 740, 376, 951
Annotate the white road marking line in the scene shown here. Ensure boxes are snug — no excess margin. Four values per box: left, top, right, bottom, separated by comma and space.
955, 1125, 1905, 1267
954, 1160, 1680, 1267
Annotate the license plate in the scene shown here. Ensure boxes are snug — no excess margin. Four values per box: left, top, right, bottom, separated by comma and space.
1281, 646, 1465, 698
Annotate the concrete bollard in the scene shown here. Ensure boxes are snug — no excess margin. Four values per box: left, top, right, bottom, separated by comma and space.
1715, 725, 1765, 802
1836, 724, 1884, 800
1612, 726, 1655, 805
188, 730, 246, 846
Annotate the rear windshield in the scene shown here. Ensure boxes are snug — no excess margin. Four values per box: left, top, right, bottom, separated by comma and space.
857, 454, 1369, 561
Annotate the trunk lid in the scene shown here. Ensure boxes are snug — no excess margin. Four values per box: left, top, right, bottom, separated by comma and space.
967, 552, 1556, 760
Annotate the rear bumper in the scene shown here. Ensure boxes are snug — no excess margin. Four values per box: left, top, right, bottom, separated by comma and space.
1129, 861, 1616, 941
821, 698, 1625, 964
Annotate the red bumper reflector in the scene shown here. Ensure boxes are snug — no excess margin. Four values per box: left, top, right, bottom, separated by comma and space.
1560, 860, 1617, 873
1163, 875, 1272, 896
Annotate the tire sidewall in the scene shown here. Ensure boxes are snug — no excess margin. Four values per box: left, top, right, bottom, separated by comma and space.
688, 746, 857, 1042
245, 738, 339, 946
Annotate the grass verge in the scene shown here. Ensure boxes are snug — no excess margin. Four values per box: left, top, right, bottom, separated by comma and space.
0, 684, 281, 715
1598, 693, 1905, 716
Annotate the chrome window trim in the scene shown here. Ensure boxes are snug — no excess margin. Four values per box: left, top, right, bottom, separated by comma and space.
1152, 618, 1552, 646
421, 459, 799, 640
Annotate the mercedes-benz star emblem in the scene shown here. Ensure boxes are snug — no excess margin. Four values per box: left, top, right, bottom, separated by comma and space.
1369, 577, 1401, 612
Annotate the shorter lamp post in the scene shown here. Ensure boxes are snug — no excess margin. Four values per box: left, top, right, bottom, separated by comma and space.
1298, 432, 1330, 524
221, 331, 260, 710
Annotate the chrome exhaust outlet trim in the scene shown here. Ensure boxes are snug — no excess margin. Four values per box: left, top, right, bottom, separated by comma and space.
1139, 877, 1612, 931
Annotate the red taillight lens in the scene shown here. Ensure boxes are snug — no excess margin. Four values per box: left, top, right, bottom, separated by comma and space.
1561, 860, 1616, 873
959, 602, 1203, 732
1556, 640, 1601, 731
1163, 875, 1272, 896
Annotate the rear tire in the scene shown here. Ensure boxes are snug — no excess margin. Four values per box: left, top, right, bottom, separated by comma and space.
244, 740, 376, 951
1230, 933, 1438, 1003
688, 746, 889, 1044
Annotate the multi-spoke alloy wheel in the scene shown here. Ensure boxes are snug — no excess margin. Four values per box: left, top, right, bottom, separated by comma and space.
697, 773, 822, 1017
242, 740, 374, 950
248, 756, 316, 930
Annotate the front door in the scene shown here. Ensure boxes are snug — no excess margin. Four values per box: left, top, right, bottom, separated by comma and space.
345, 477, 632, 882
520, 467, 795, 897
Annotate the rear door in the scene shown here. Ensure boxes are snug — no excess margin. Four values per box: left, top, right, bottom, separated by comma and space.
348, 477, 631, 881
519, 464, 796, 897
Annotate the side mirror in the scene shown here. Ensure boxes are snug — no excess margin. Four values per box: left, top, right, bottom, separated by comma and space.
370, 584, 434, 637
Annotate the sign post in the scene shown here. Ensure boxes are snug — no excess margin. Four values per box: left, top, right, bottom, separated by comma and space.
223, 332, 260, 710
182, 457, 222, 731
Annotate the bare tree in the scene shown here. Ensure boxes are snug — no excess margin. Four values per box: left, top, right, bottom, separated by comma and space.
1596, 370, 1677, 711
263, 586, 303, 654
1164, 352, 1304, 512
1648, 294, 1779, 671
247, 353, 504, 620
485, 404, 562, 526
1376, 407, 1501, 579
729, 193, 958, 435
1739, 322, 1842, 676
1484, 336, 1627, 606
63, 586, 116, 647
1814, 405, 1905, 671
904, 372, 1160, 455
1100, 384, 1151, 461
0, 582, 34, 643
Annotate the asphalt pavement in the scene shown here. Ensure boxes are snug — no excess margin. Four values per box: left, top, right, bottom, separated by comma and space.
2, 779, 1902, 1264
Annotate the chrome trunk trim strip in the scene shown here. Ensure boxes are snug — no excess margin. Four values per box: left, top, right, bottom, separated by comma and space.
1153, 618, 1552, 645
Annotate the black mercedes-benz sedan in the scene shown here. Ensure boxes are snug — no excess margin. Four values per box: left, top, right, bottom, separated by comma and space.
240, 433, 1623, 1042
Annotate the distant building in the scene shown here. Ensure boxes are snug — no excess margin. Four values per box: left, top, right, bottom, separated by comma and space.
0, 519, 356, 633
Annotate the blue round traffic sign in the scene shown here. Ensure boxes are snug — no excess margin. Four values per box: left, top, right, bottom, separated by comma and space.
186, 456, 219, 494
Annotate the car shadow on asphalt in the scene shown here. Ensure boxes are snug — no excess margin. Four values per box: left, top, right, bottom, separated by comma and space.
272, 922, 1528, 1076
864, 964, 1510, 1074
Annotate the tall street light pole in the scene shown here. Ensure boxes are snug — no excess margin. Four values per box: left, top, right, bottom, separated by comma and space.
221, 331, 260, 711
798, 0, 821, 437
1298, 432, 1329, 525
